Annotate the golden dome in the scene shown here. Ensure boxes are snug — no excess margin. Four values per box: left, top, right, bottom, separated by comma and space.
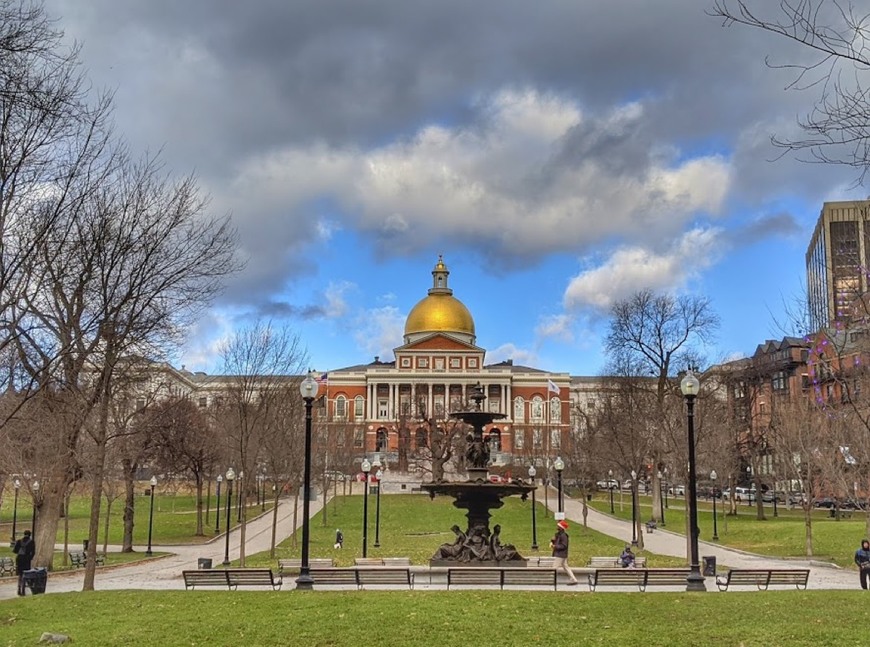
405, 294, 475, 336
404, 256, 476, 338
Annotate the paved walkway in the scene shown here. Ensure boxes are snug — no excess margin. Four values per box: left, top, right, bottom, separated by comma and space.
0, 487, 858, 597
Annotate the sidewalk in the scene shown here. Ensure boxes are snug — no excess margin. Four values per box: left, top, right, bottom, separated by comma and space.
0, 488, 858, 597
554, 488, 856, 590
0, 495, 324, 599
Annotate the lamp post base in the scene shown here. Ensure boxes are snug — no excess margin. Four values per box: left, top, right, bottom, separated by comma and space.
221, 560, 230, 567
685, 569, 707, 592
295, 574, 313, 591
531, 543, 539, 550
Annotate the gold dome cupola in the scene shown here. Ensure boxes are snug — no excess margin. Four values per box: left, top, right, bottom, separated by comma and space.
404, 256, 476, 344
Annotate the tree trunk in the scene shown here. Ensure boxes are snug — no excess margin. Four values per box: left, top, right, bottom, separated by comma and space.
195, 476, 204, 536
121, 460, 137, 552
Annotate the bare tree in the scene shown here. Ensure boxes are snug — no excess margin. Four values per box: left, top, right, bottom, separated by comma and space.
710, 1, 870, 182
604, 289, 720, 529
217, 321, 307, 565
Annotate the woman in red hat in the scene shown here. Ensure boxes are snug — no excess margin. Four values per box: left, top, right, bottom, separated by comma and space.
550, 519, 579, 586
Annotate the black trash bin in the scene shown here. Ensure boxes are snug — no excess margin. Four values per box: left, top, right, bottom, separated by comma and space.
24, 568, 48, 594
82, 539, 89, 551
702, 555, 716, 577
198, 558, 213, 570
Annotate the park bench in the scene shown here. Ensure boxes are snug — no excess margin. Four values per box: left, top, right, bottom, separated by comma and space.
534, 557, 556, 568
68, 551, 104, 568
501, 567, 559, 590
587, 556, 647, 568
355, 566, 414, 589
277, 557, 334, 575
0, 556, 14, 576
715, 568, 809, 591
354, 557, 385, 566
382, 557, 412, 567
446, 567, 504, 590
182, 568, 282, 590
587, 568, 690, 592
308, 567, 361, 588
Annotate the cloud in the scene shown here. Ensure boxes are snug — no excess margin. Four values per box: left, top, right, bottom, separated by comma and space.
563, 228, 723, 312
485, 342, 538, 367
535, 314, 574, 343
352, 306, 406, 361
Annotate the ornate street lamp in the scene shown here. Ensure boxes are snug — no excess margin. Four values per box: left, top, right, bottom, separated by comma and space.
608, 469, 615, 514
222, 467, 235, 566
297, 373, 318, 590
710, 470, 719, 540
657, 470, 666, 527
146, 476, 157, 556
31, 480, 39, 535
261, 471, 267, 512
373, 460, 383, 549
681, 369, 706, 591
630, 469, 638, 546
528, 465, 539, 550
215, 475, 223, 534
11, 478, 21, 544
361, 458, 371, 558
554, 456, 564, 515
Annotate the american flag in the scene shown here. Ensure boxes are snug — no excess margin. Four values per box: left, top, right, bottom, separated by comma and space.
315, 372, 328, 384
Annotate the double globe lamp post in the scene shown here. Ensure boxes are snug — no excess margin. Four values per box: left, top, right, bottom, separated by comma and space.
372, 457, 383, 549
681, 369, 706, 591
296, 373, 319, 590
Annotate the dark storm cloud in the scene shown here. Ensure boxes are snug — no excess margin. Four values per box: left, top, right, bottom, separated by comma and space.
43, 0, 864, 315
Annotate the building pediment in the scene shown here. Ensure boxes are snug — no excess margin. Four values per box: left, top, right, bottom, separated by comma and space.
395, 333, 483, 353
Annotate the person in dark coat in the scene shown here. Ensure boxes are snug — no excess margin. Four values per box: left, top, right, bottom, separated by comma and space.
334, 529, 344, 549
854, 539, 870, 589
550, 520, 578, 585
13, 529, 36, 596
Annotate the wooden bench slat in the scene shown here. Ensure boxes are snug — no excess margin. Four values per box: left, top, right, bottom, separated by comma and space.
501, 568, 558, 590
277, 558, 335, 574
588, 568, 689, 592
587, 556, 647, 568
716, 568, 809, 591
355, 567, 414, 589
309, 567, 361, 588
446, 568, 503, 589
183, 568, 282, 590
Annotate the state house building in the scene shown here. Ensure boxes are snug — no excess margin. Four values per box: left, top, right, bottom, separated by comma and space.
318, 257, 573, 465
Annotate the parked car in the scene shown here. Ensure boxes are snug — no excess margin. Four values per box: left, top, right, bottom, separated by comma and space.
761, 490, 786, 503
668, 484, 686, 496
723, 487, 756, 502
596, 479, 619, 490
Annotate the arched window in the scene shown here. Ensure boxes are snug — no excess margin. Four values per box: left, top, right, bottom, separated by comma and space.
549, 397, 561, 423
513, 396, 524, 422
415, 427, 428, 449
531, 396, 543, 421
488, 429, 502, 452
376, 428, 388, 452
335, 395, 347, 420
354, 396, 365, 420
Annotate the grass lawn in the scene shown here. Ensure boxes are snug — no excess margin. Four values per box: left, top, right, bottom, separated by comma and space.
2, 589, 870, 646
585, 490, 870, 568
242, 493, 686, 568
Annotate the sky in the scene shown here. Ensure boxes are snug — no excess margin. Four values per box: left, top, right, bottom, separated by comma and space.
44, 0, 867, 377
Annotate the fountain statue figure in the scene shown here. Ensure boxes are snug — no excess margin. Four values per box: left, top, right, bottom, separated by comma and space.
422, 382, 534, 566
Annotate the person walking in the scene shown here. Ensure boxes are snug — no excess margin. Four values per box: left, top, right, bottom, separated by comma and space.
334, 529, 344, 550
855, 539, 870, 589
550, 520, 578, 586
12, 529, 36, 596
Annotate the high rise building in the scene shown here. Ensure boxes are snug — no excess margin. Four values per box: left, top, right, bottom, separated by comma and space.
806, 200, 870, 331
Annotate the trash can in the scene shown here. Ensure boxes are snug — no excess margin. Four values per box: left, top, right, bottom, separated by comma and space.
24, 568, 48, 594
198, 558, 213, 570
82, 539, 89, 551
586, 494, 593, 501
702, 555, 716, 577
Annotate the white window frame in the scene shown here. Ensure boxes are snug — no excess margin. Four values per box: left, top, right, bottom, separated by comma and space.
513, 396, 524, 422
